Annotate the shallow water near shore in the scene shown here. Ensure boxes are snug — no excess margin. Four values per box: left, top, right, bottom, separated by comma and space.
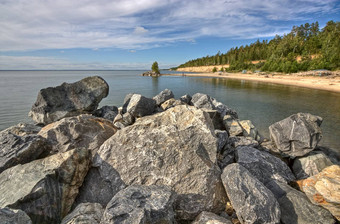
1, 70, 339, 152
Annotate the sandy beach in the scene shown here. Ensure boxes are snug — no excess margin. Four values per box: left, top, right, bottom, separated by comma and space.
162, 72, 340, 93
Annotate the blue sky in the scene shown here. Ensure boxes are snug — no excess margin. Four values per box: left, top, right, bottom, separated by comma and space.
0, 0, 339, 70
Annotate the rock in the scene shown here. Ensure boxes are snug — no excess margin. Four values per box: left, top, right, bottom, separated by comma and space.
292, 151, 333, 179
215, 130, 228, 153
160, 98, 184, 111
226, 119, 243, 136
201, 109, 225, 130
239, 120, 261, 141
193, 211, 232, 224
0, 148, 90, 224
153, 89, 174, 106
101, 185, 175, 224
122, 93, 134, 113
126, 94, 156, 117
315, 146, 340, 165
180, 94, 192, 104
297, 165, 340, 220
1, 123, 41, 136
236, 146, 295, 185
113, 112, 135, 129
266, 180, 335, 224
269, 113, 323, 158
141, 71, 160, 77
0, 207, 32, 224
93, 105, 118, 121
29, 76, 109, 125
61, 203, 104, 224
0, 131, 50, 173
221, 163, 281, 224
95, 105, 227, 220
38, 114, 116, 156
228, 136, 258, 148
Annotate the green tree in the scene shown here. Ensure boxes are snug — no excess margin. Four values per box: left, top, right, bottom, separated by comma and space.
151, 61, 160, 74
212, 67, 217, 72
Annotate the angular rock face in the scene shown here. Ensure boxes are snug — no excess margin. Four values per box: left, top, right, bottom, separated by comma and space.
29, 76, 109, 125
236, 146, 295, 185
161, 98, 184, 111
180, 94, 192, 104
297, 165, 340, 220
61, 203, 104, 224
38, 114, 116, 156
193, 211, 232, 224
0, 208, 32, 224
239, 120, 261, 141
126, 94, 156, 117
0, 131, 50, 173
101, 185, 175, 224
221, 163, 281, 224
0, 148, 90, 224
293, 151, 333, 179
95, 105, 227, 220
1, 123, 41, 136
93, 105, 118, 121
153, 89, 174, 106
266, 180, 335, 224
269, 113, 323, 158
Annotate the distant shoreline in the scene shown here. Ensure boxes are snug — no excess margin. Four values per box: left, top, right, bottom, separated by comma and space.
161, 72, 340, 93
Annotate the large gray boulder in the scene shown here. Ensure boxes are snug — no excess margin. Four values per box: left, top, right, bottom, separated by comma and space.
61, 203, 104, 224
29, 76, 109, 125
100, 185, 175, 224
1, 123, 41, 136
0, 131, 50, 173
0, 148, 90, 224
236, 146, 295, 185
0, 208, 32, 224
95, 105, 227, 220
38, 114, 116, 156
221, 163, 281, 224
269, 113, 323, 158
126, 94, 156, 117
192, 211, 232, 224
93, 105, 118, 121
153, 89, 174, 106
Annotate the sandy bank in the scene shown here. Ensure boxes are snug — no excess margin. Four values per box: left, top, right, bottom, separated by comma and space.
162, 72, 340, 93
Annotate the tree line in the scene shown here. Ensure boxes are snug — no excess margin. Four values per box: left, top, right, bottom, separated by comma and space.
176, 21, 340, 73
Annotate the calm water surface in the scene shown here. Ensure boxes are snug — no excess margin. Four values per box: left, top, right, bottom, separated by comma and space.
0, 70, 339, 151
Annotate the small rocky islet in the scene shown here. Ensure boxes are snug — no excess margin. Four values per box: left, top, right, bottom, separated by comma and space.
0, 76, 339, 224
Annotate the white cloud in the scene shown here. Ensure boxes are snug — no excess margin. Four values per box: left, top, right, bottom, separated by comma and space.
0, 0, 337, 51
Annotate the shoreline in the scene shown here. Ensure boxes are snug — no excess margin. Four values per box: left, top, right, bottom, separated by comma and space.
162, 72, 340, 93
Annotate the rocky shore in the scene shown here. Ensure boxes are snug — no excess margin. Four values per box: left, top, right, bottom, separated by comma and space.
0, 76, 339, 224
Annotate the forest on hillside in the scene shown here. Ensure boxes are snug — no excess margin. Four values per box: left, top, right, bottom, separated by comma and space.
177, 21, 340, 73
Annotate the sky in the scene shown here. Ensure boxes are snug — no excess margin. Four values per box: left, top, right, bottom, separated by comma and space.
0, 0, 339, 70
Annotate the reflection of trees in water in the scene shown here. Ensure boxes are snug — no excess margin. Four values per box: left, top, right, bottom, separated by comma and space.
152, 76, 159, 94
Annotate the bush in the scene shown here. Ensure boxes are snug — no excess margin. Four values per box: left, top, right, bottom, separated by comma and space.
212, 67, 217, 72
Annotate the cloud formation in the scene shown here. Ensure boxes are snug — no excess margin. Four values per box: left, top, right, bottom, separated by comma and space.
0, 0, 338, 51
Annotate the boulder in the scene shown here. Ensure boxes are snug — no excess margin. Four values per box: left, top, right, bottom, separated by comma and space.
0, 148, 90, 224
292, 151, 333, 179
236, 146, 295, 185
126, 94, 156, 117
269, 113, 323, 158
215, 130, 228, 153
61, 203, 104, 224
160, 98, 184, 111
122, 93, 134, 113
29, 76, 109, 125
0, 131, 50, 173
239, 120, 261, 141
315, 146, 340, 165
38, 114, 116, 156
266, 180, 335, 224
180, 94, 192, 104
201, 109, 225, 130
101, 185, 175, 224
297, 165, 340, 220
193, 211, 232, 224
153, 89, 174, 106
93, 105, 118, 121
221, 163, 281, 224
1, 123, 41, 136
0, 208, 32, 224
95, 105, 227, 220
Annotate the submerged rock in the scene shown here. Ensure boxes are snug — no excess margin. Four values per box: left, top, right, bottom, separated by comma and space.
29, 76, 109, 125
192, 211, 232, 224
61, 203, 104, 224
0, 148, 90, 224
0, 207, 32, 224
153, 89, 174, 106
269, 113, 323, 158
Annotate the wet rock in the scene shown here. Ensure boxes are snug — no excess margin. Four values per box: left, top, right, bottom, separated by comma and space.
0, 207, 32, 224
101, 185, 175, 224
0, 131, 50, 173
153, 89, 174, 106
193, 211, 232, 224
126, 94, 156, 117
293, 151, 333, 179
0, 148, 90, 224
1, 123, 41, 136
236, 146, 295, 185
95, 105, 227, 220
29, 76, 109, 125
269, 113, 323, 158
180, 94, 192, 104
38, 114, 116, 156
93, 105, 118, 121
297, 165, 340, 220
221, 163, 281, 224
61, 203, 104, 224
